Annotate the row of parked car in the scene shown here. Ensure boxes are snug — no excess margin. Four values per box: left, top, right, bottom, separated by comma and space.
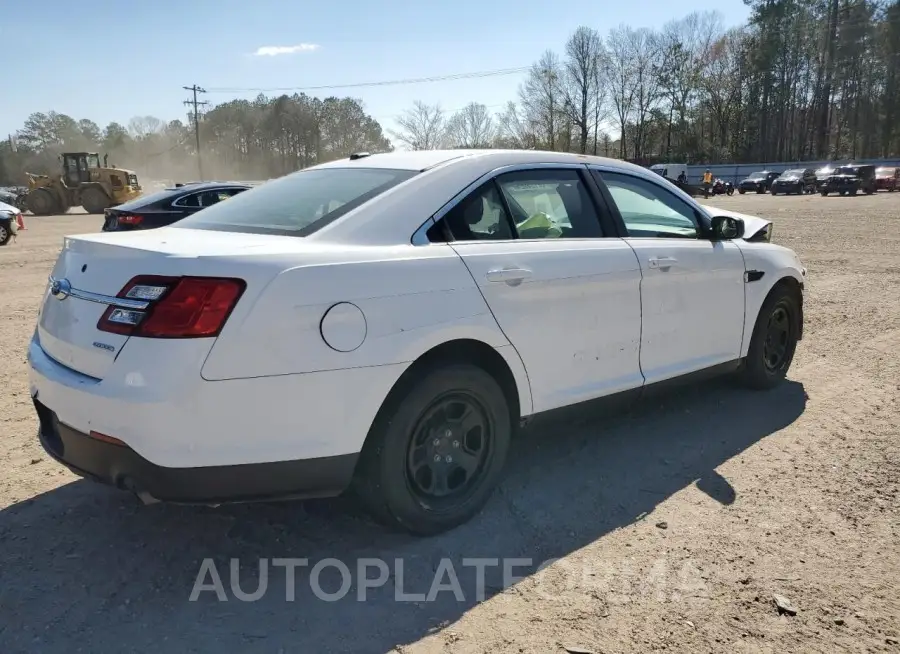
739, 164, 899, 197
650, 162, 899, 198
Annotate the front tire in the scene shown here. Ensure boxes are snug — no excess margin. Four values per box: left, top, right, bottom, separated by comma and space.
353, 364, 512, 535
26, 188, 58, 216
739, 285, 800, 390
80, 187, 110, 214
0, 222, 10, 246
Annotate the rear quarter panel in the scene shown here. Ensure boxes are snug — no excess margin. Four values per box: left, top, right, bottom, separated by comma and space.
200, 243, 532, 413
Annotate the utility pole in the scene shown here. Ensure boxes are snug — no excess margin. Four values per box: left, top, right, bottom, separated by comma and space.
183, 85, 208, 180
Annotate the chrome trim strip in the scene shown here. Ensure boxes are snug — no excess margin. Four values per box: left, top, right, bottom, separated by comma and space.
409, 162, 591, 245
47, 276, 150, 310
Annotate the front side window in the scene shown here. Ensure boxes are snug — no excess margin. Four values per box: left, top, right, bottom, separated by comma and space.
595, 171, 701, 239
175, 168, 417, 236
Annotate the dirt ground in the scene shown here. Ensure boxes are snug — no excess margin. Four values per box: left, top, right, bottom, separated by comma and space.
1, 195, 898, 654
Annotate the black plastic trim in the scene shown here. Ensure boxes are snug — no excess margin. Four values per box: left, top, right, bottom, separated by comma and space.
33, 398, 358, 504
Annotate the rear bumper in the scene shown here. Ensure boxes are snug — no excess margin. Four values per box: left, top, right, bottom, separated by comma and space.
34, 397, 357, 503
28, 332, 406, 469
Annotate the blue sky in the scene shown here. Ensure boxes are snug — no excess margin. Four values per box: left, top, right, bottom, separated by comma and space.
2, 0, 751, 142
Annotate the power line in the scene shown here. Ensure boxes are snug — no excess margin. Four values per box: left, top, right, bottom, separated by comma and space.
183, 85, 208, 179
204, 66, 530, 94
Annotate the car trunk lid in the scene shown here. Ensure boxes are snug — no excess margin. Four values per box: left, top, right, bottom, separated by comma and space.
36, 228, 325, 379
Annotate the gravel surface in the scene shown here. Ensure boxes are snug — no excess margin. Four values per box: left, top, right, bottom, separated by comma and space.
1, 195, 898, 653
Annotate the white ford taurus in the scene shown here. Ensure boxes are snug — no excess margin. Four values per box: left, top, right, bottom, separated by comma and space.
29, 150, 805, 535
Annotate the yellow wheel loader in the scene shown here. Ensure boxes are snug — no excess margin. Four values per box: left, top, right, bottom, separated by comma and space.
25, 152, 142, 216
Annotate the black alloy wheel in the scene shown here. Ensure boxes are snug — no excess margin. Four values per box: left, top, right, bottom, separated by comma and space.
739, 287, 800, 390
763, 305, 792, 373
353, 363, 512, 535
405, 392, 493, 508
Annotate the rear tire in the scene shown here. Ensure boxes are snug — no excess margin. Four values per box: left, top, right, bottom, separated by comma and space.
352, 363, 512, 536
739, 285, 800, 390
26, 188, 58, 216
80, 187, 110, 214
0, 222, 10, 246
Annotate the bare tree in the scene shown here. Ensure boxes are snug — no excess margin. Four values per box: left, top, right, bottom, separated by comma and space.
519, 50, 564, 150
128, 116, 165, 139
495, 101, 537, 149
605, 26, 637, 158
445, 102, 496, 148
562, 26, 605, 154
392, 101, 446, 150
628, 28, 663, 160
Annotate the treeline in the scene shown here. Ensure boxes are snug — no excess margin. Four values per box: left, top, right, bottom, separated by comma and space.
0, 95, 392, 185
396, 0, 900, 163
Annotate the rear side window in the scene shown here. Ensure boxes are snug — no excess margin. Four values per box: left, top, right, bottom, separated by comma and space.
439, 169, 603, 242
174, 168, 417, 237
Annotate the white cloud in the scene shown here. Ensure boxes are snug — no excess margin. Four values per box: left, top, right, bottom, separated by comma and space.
252, 44, 320, 57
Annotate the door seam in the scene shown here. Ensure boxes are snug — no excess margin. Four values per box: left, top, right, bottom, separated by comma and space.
447, 243, 535, 413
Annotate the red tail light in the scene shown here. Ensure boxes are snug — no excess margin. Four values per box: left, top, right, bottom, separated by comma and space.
117, 214, 143, 225
97, 275, 245, 338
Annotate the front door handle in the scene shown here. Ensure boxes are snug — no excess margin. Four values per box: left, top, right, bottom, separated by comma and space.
486, 267, 532, 285
648, 257, 678, 270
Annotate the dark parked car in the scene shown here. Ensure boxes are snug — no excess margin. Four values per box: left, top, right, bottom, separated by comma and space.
819, 164, 877, 196
738, 170, 780, 194
102, 181, 252, 231
875, 166, 900, 191
814, 164, 839, 190
770, 168, 818, 195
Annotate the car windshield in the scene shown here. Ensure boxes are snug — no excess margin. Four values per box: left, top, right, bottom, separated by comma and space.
780, 169, 803, 178
876, 167, 894, 175
836, 166, 858, 175
816, 167, 834, 175
748, 172, 765, 180
174, 167, 418, 237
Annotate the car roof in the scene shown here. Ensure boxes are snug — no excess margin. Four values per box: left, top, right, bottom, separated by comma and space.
299, 149, 681, 246
309, 149, 653, 175
168, 181, 253, 191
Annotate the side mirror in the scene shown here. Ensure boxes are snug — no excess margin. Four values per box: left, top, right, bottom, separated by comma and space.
711, 215, 744, 240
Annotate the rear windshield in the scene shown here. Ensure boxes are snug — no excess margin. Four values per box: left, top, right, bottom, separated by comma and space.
117, 188, 181, 209
173, 168, 417, 237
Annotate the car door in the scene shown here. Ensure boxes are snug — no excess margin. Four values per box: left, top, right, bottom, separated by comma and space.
590, 167, 746, 385
438, 165, 644, 413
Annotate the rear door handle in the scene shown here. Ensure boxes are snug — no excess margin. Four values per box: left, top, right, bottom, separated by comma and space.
648, 257, 677, 270
486, 267, 532, 284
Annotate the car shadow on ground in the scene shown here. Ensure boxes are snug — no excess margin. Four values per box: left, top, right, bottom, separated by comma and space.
0, 379, 807, 653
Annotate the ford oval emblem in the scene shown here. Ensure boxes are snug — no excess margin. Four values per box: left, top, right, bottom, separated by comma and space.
51, 278, 72, 301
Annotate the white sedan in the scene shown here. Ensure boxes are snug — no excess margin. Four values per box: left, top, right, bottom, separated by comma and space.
29, 150, 806, 535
